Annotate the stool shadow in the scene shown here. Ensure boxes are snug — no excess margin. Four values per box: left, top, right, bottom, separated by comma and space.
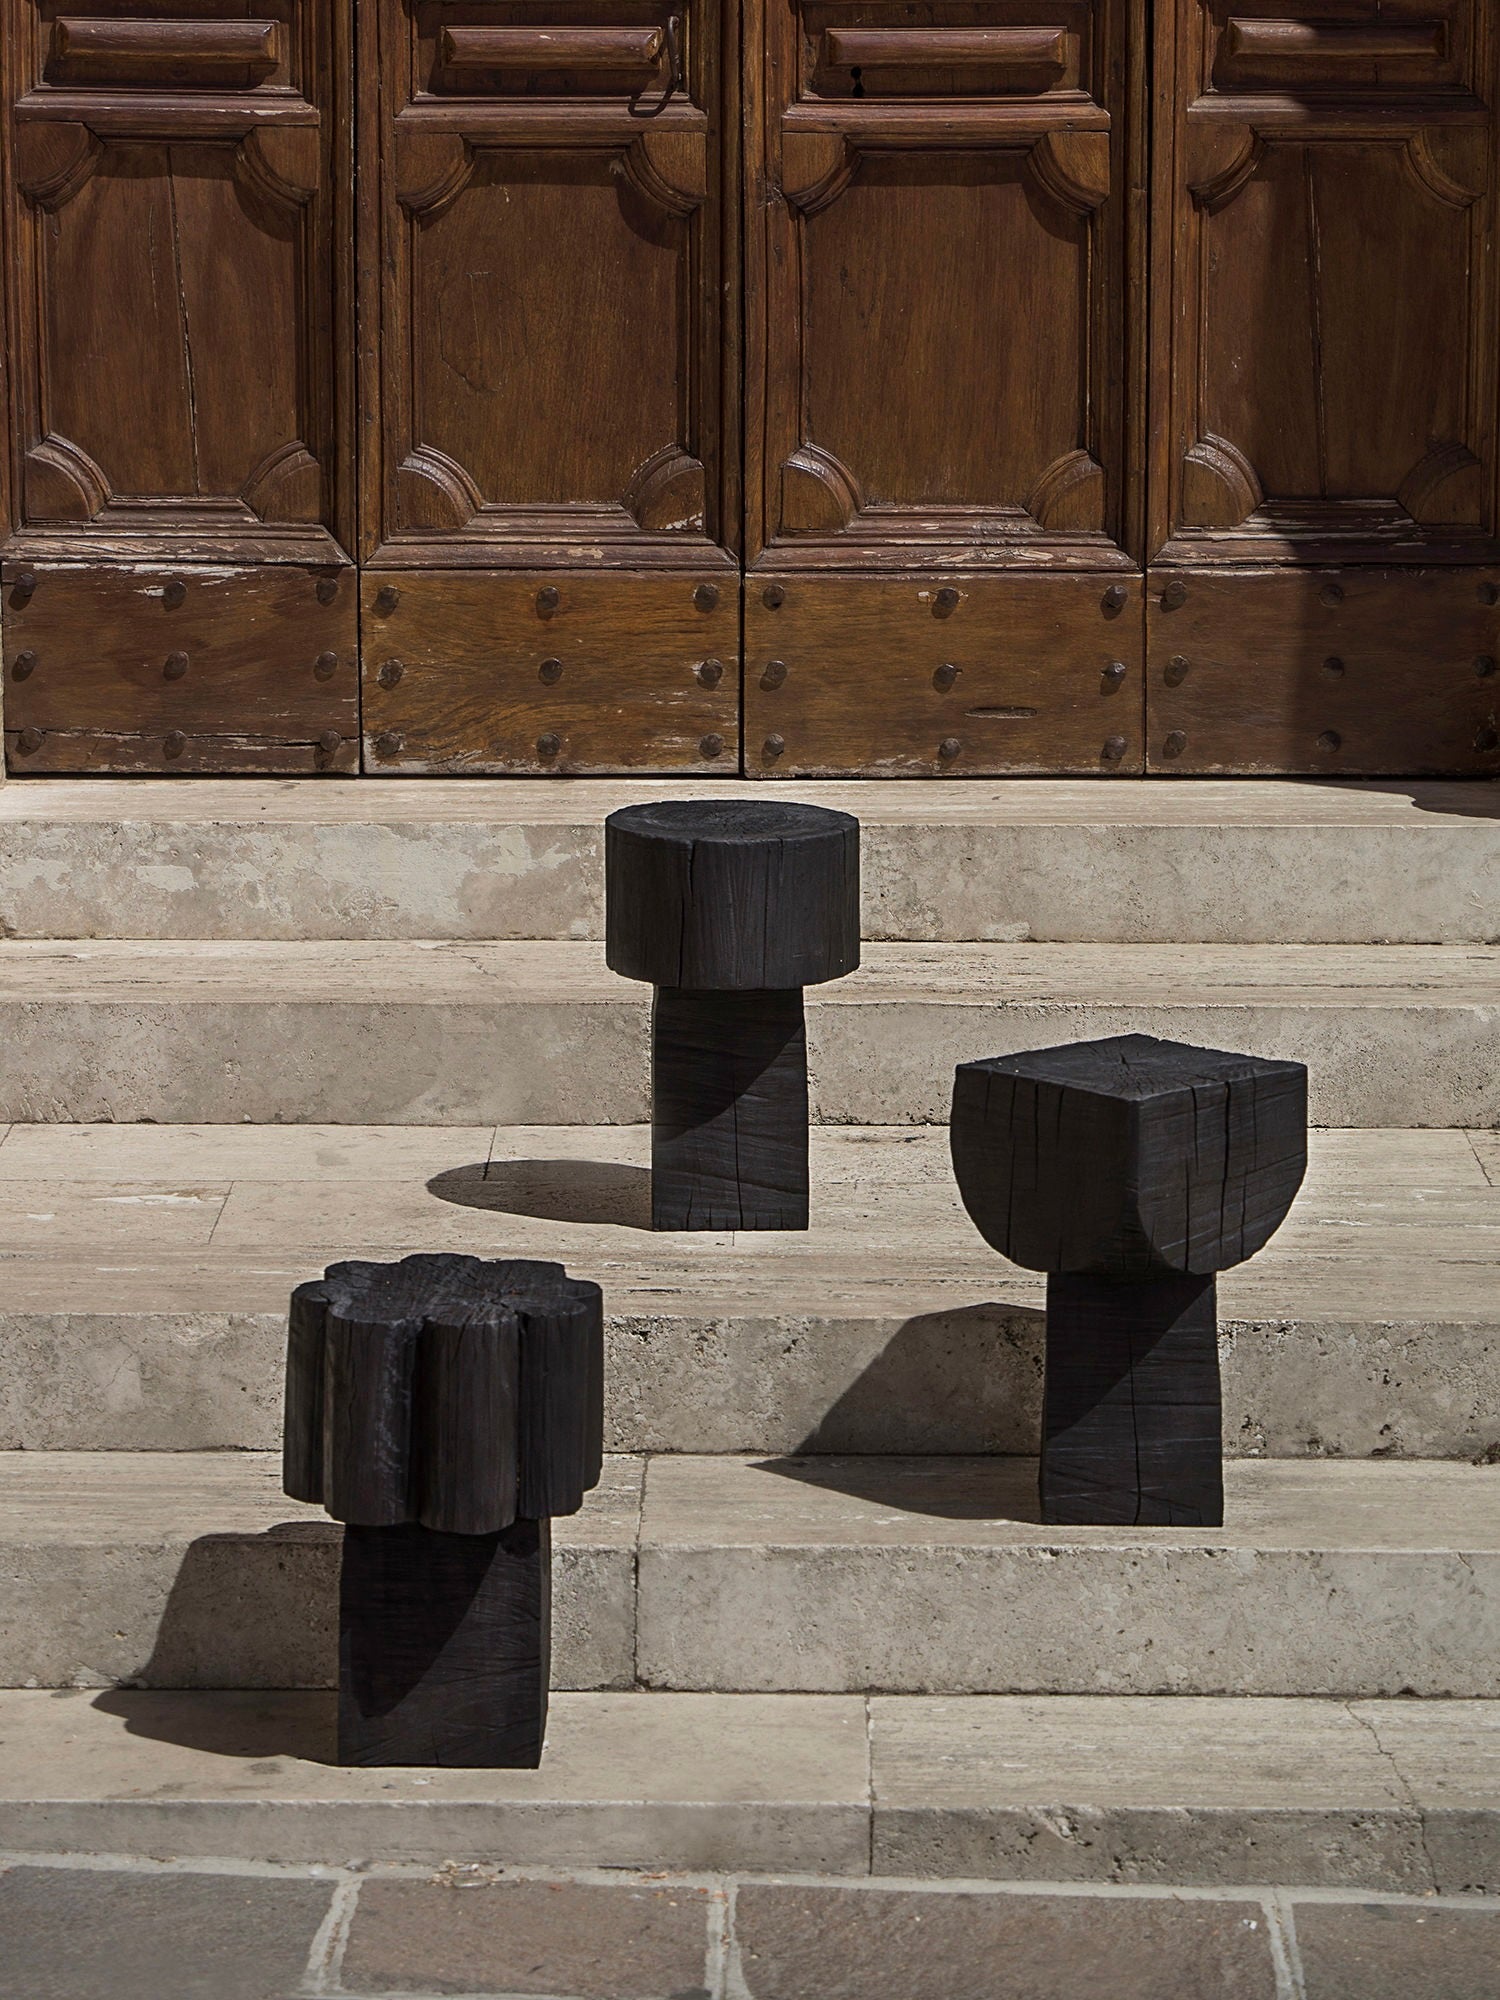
792, 1302, 1046, 1457
428, 1159, 652, 1229
90, 1522, 340, 1763
91, 1685, 336, 1765
752, 1451, 1043, 1523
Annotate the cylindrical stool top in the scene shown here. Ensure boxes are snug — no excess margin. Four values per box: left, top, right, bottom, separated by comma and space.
605, 799, 860, 990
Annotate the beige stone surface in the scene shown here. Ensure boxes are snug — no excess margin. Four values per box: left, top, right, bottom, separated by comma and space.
0, 1453, 641, 1693
635, 1457, 1500, 1697
0, 1687, 1493, 1888
868, 1695, 1467, 1888
0, 1688, 872, 1869
6, 1451, 1498, 1698
0, 939, 1495, 1124
5, 777, 1500, 945
0, 1126, 1496, 1458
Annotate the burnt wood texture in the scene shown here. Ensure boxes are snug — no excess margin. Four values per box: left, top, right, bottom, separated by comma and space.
606, 799, 859, 1229
284, 1253, 603, 1767
951, 1034, 1307, 1527
7, 0, 1500, 777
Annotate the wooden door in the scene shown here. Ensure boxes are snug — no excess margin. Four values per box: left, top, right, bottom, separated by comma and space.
357, 0, 740, 773
741, 0, 1148, 775
0, 0, 358, 772
7, 0, 1500, 780
1147, 0, 1500, 775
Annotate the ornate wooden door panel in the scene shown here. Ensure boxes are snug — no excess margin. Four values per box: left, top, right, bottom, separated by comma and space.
358, 0, 740, 774
742, 0, 1147, 775
0, 0, 358, 772
1147, 0, 1500, 774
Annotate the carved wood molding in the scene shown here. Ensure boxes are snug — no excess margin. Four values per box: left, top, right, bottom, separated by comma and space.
396, 131, 476, 219
1398, 440, 1484, 525
623, 445, 706, 532
779, 444, 865, 533
23, 435, 111, 521
1026, 130, 1110, 216
781, 132, 857, 214
1181, 435, 1264, 529
243, 439, 323, 523
1187, 124, 1265, 213
15, 121, 102, 208
396, 446, 484, 530
620, 132, 707, 218
236, 127, 320, 209
1406, 129, 1488, 208
1025, 448, 1106, 532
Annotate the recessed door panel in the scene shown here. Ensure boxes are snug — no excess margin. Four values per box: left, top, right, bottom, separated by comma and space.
1146, 0, 1500, 775
0, 0, 355, 773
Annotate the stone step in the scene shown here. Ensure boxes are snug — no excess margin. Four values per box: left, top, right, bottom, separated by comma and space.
0, 1685, 1494, 1889
3, 1125, 1495, 1460
5, 776, 1499, 946
5, 1452, 1498, 1698
0, 938, 1496, 1125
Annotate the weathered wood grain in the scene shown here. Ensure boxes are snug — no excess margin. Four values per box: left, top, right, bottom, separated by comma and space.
951, 1033, 1307, 1527
606, 798, 859, 1230
652, 985, 809, 1230
285, 1252, 601, 1768
1042, 1273, 1222, 1527
606, 798, 859, 989
283, 1253, 604, 1532
339, 1517, 551, 1768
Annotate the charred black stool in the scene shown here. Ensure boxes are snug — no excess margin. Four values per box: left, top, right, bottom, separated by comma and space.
950, 1034, 1306, 1527
606, 800, 860, 1230
283, 1253, 603, 1768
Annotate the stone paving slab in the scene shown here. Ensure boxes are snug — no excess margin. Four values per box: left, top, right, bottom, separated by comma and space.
5, 775, 1499, 946
3, 1854, 1498, 2000
0, 1693, 1496, 1893
5, 1452, 1499, 1697
0, 1862, 334, 2000
0, 939, 1496, 1124
0, 1126, 1495, 1460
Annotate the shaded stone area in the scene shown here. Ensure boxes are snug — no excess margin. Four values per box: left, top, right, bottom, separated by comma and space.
0, 1865, 332, 2000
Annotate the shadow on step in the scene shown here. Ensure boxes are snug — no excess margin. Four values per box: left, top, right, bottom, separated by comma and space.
428, 1160, 652, 1229
90, 1687, 337, 1763
90, 1521, 341, 1761
752, 1452, 1043, 1523
791, 1302, 1046, 1456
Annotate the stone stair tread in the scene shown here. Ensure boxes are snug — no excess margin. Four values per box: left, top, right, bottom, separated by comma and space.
0, 1123, 1493, 1320
7, 775, 1493, 827
5, 1452, 1497, 1700
1, 1125, 1496, 1463
5, 778, 1499, 948
0, 1686, 1494, 1887
3, 934, 1500, 1001
0, 942, 1493, 1126
4, 1448, 1495, 1553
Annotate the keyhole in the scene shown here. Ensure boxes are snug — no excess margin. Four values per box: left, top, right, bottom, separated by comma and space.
850, 63, 864, 97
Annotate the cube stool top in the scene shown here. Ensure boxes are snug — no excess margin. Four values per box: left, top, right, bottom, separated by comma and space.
605, 799, 861, 1231
284, 1253, 604, 1768
950, 1033, 1308, 1281
950, 1034, 1308, 1528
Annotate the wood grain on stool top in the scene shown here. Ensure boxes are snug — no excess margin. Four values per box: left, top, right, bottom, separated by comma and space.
950, 1033, 1308, 1281
283, 1253, 603, 1534
605, 799, 860, 990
